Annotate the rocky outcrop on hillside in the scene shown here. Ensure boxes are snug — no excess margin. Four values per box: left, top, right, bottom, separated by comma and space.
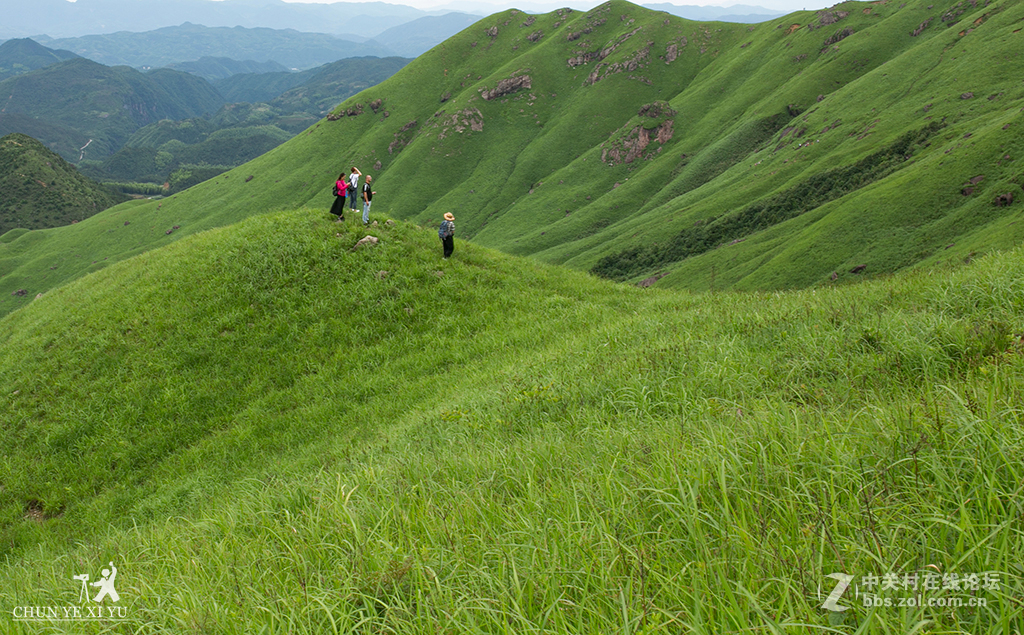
601, 103, 676, 165
434, 109, 484, 139
481, 75, 532, 101
567, 26, 642, 69
389, 120, 419, 154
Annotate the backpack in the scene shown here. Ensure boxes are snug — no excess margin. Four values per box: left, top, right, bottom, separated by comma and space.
333, 181, 347, 197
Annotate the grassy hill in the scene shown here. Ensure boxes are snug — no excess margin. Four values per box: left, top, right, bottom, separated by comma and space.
310, 0, 1024, 293
0, 133, 126, 235
0, 57, 224, 161
0, 206, 1021, 632
4, 0, 1023, 318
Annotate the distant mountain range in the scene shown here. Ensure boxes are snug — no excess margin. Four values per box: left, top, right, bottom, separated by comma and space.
0, 57, 223, 160
0, 39, 410, 186
34, 24, 398, 70
0, 0, 444, 40
84, 56, 411, 185
26, 17, 486, 70
370, 13, 486, 58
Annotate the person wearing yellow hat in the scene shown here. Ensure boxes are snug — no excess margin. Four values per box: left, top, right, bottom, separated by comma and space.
438, 212, 455, 259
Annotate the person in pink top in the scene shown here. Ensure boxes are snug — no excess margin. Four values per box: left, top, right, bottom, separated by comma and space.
330, 172, 348, 221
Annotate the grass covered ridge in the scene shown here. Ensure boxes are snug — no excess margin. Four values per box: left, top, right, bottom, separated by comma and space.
1, 208, 1022, 632
3, 0, 1024, 316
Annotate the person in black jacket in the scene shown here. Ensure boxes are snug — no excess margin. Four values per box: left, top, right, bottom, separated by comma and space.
362, 175, 376, 225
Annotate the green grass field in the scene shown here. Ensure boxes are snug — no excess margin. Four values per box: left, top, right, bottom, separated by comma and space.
0, 206, 1021, 632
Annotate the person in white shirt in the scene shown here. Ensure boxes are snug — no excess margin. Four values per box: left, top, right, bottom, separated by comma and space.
348, 166, 361, 213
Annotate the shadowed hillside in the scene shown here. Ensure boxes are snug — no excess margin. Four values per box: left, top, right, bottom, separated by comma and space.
0, 57, 224, 160
0, 133, 125, 235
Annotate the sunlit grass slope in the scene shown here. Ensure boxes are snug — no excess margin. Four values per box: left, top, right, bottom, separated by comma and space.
4, 0, 1024, 317
1, 208, 1022, 632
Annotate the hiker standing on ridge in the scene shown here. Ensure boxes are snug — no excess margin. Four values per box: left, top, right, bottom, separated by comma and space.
348, 167, 362, 214
331, 172, 348, 222
362, 175, 376, 226
439, 212, 455, 259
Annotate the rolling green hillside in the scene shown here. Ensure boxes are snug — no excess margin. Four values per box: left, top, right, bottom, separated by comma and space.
316, 0, 1024, 292
0, 207, 1021, 632
0, 133, 125, 234
0, 57, 224, 161
1, 0, 1023, 316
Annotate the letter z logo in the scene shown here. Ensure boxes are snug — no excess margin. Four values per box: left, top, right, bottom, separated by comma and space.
822, 573, 855, 612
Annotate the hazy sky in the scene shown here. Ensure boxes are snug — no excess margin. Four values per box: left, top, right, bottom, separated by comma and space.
276, 0, 830, 16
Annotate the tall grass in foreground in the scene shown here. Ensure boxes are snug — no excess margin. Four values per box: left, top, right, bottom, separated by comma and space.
1, 209, 1022, 632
